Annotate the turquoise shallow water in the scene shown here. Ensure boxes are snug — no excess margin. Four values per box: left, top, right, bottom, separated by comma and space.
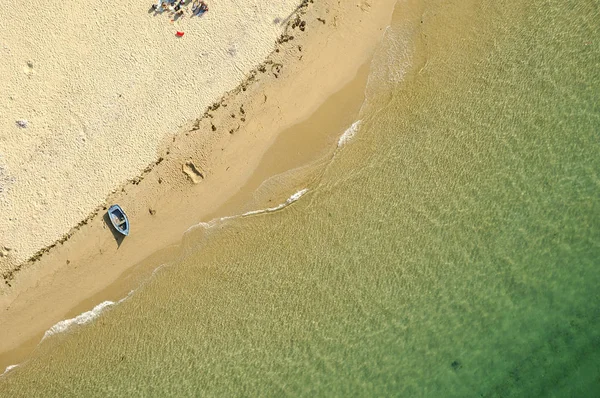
2, 0, 600, 396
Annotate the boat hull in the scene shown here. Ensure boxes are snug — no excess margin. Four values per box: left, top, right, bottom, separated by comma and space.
108, 204, 130, 236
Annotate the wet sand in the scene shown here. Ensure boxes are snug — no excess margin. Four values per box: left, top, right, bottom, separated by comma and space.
0, 0, 397, 372
0, 0, 302, 269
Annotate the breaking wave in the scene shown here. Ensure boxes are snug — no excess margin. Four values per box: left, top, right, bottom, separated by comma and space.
337, 120, 362, 148
1, 364, 18, 377
187, 188, 309, 232
42, 292, 132, 341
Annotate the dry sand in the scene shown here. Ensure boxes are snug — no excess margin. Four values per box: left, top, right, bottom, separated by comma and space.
0, 0, 301, 268
0, 0, 398, 371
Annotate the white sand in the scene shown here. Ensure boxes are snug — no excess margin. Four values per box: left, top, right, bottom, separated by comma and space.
0, 0, 300, 265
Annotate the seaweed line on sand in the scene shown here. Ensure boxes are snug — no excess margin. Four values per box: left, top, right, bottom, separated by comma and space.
2, 0, 317, 284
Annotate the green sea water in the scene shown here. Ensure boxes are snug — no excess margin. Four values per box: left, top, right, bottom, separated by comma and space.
2, 0, 599, 396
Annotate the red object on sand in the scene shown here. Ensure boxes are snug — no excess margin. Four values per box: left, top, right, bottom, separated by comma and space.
176, 31, 184, 37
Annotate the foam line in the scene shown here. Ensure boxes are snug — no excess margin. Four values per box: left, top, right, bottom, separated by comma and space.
241, 188, 308, 216
42, 293, 131, 341
337, 120, 361, 147
186, 188, 309, 233
1, 364, 18, 377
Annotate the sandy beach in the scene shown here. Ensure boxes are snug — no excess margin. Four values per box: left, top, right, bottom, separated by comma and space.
0, 0, 302, 269
0, 0, 397, 371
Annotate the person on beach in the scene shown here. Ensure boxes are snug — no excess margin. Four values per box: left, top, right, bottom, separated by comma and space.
192, 0, 208, 15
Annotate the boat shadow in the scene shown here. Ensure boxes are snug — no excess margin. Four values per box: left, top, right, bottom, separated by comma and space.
103, 212, 125, 248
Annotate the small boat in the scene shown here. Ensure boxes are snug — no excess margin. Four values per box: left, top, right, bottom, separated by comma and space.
108, 204, 130, 236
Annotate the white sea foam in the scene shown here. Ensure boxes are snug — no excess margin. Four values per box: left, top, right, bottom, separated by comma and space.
42, 301, 115, 341
1, 364, 18, 377
365, 23, 413, 99
41, 293, 131, 341
186, 188, 309, 233
1, 291, 134, 377
337, 121, 361, 148
151, 263, 169, 277
241, 188, 308, 216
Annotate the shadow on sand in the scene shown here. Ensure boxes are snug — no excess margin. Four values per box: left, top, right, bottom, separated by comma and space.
103, 212, 125, 248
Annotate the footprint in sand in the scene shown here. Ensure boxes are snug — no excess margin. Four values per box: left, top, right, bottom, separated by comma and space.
23, 60, 35, 76
182, 161, 204, 184
69, 110, 89, 143
0, 247, 12, 258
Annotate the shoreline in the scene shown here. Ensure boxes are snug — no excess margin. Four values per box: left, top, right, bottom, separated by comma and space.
0, 0, 398, 372
0, 0, 304, 270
